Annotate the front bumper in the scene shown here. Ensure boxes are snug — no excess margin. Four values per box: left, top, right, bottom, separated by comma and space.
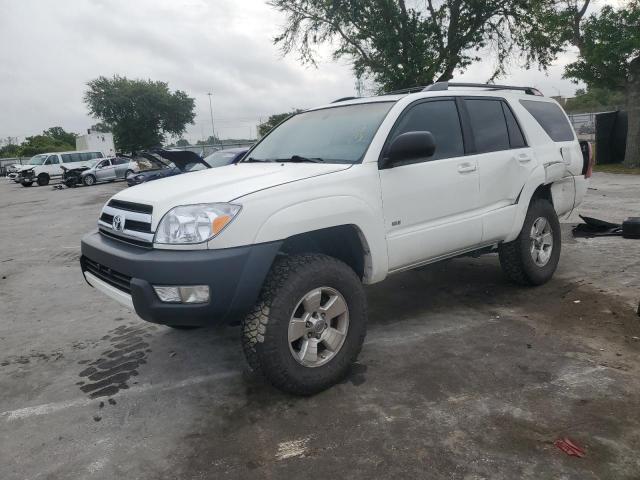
80, 230, 281, 326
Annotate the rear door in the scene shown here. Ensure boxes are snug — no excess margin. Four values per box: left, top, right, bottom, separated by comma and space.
379, 97, 482, 271
462, 97, 536, 242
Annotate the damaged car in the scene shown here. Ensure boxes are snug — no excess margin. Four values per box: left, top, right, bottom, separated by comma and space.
62, 157, 133, 187
126, 150, 210, 186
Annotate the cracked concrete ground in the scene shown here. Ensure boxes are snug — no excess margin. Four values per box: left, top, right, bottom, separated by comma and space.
1, 173, 639, 479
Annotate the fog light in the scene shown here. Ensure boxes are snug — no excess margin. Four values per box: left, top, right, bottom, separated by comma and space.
153, 285, 210, 304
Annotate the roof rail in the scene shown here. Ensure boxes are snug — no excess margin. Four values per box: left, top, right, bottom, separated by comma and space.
383, 86, 429, 95
423, 82, 543, 96
331, 96, 359, 103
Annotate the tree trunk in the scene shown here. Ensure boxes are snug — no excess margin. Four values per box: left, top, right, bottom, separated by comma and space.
623, 57, 640, 168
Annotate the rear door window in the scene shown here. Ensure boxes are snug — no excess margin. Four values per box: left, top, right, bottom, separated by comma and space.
465, 99, 510, 153
520, 100, 575, 142
502, 103, 527, 148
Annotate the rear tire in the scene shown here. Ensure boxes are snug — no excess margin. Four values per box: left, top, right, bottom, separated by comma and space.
499, 199, 561, 286
83, 174, 96, 186
242, 254, 367, 395
37, 174, 49, 186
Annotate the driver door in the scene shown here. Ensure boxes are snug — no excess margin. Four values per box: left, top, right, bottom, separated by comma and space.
379, 98, 482, 271
95, 159, 115, 181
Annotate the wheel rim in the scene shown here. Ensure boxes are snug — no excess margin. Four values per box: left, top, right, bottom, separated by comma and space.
288, 286, 349, 368
86, 176, 94, 185
530, 216, 553, 267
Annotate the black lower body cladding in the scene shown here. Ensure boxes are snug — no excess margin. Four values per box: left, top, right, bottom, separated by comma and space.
80, 231, 282, 326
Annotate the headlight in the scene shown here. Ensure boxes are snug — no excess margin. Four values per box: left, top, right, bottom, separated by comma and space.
154, 203, 241, 244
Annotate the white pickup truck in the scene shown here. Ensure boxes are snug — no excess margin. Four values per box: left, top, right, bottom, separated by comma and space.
81, 82, 592, 395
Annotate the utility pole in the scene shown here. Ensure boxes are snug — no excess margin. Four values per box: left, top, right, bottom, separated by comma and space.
207, 92, 216, 145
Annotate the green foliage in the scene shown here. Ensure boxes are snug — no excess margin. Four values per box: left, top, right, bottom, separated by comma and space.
18, 134, 75, 157
563, 2, 640, 90
175, 138, 190, 147
258, 110, 303, 137
83, 75, 196, 153
0, 128, 77, 158
43, 126, 77, 146
269, 0, 564, 91
564, 87, 625, 112
90, 122, 111, 133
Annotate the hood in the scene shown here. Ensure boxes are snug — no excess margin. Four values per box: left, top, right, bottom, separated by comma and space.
150, 149, 208, 171
112, 162, 351, 217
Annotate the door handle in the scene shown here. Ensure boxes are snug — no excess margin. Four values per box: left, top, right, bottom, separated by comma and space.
457, 162, 476, 173
516, 153, 532, 163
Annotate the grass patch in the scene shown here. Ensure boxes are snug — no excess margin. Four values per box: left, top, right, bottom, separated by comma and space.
593, 163, 640, 175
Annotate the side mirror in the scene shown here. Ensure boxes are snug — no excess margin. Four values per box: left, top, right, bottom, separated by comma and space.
382, 131, 436, 168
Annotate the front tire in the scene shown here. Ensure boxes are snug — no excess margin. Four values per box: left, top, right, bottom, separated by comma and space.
83, 174, 96, 186
21, 181, 33, 187
499, 199, 561, 286
37, 174, 49, 186
242, 254, 367, 395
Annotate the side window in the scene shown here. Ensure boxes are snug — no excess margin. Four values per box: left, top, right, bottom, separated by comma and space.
96, 152, 104, 159
61, 154, 72, 163
502, 103, 527, 148
392, 100, 464, 161
70, 153, 82, 163
520, 100, 575, 142
47, 155, 59, 164
465, 99, 510, 153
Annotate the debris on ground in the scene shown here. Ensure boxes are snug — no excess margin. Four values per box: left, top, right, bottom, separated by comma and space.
573, 215, 640, 239
554, 438, 586, 457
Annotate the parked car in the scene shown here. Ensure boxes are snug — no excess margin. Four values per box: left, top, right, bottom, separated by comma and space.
126, 150, 210, 186
16, 151, 104, 187
81, 82, 592, 395
203, 147, 249, 168
62, 157, 132, 187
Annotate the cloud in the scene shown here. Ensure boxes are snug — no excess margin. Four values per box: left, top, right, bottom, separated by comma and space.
0, 0, 585, 142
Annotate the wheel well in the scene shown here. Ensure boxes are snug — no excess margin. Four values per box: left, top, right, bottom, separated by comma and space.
38, 172, 49, 178
279, 225, 369, 280
531, 184, 553, 206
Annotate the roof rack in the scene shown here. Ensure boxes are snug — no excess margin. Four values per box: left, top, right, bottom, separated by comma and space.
383, 86, 429, 95
331, 96, 359, 103
423, 82, 543, 96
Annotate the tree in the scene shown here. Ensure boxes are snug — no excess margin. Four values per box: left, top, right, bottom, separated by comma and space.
196, 135, 220, 145
43, 127, 76, 147
564, 87, 625, 113
83, 75, 196, 153
560, 1, 640, 167
268, 0, 564, 92
175, 138, 190, 147
18, 134, 74, 156
90, 122, 111, 133
258, 110, 303, 137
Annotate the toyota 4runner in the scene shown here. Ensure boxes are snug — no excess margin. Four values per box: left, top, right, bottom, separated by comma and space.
80, 82, 592, 395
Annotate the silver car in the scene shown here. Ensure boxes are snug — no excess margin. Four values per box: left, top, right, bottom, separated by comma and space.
62, 157, 134, 187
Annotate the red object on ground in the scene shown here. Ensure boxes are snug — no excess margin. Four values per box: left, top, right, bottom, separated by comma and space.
554, 438, 586, 457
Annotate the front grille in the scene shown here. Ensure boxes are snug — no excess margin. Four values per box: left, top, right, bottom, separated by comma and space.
124, 219, 152, 233
82, 256, 132, 294
108, 199, 153, 214
100, 212, 114, 224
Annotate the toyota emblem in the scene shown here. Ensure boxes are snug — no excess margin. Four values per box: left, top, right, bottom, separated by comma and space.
112, 214, 124, 232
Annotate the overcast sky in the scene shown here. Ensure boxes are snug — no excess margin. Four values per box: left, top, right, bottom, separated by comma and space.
0, 0, 594, 143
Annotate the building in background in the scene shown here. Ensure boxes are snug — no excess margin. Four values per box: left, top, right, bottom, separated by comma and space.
76, 130, 115, 156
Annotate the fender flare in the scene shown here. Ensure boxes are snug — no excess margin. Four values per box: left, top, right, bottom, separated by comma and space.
253, 195, 388, 283
504, 165, 546, 242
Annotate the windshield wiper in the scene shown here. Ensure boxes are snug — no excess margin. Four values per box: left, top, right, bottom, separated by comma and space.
279, 155, 325, 163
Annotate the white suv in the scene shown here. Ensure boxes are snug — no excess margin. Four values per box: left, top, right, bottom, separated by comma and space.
81, 82, 592, 395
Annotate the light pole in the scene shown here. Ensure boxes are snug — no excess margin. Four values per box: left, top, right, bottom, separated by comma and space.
207, 92, 216, 145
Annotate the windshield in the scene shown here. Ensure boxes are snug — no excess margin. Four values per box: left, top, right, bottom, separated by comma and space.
28, 154, 48, 165
246, 102, 394, 164
87, 159, 101, 168
205, 150, 243, 168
